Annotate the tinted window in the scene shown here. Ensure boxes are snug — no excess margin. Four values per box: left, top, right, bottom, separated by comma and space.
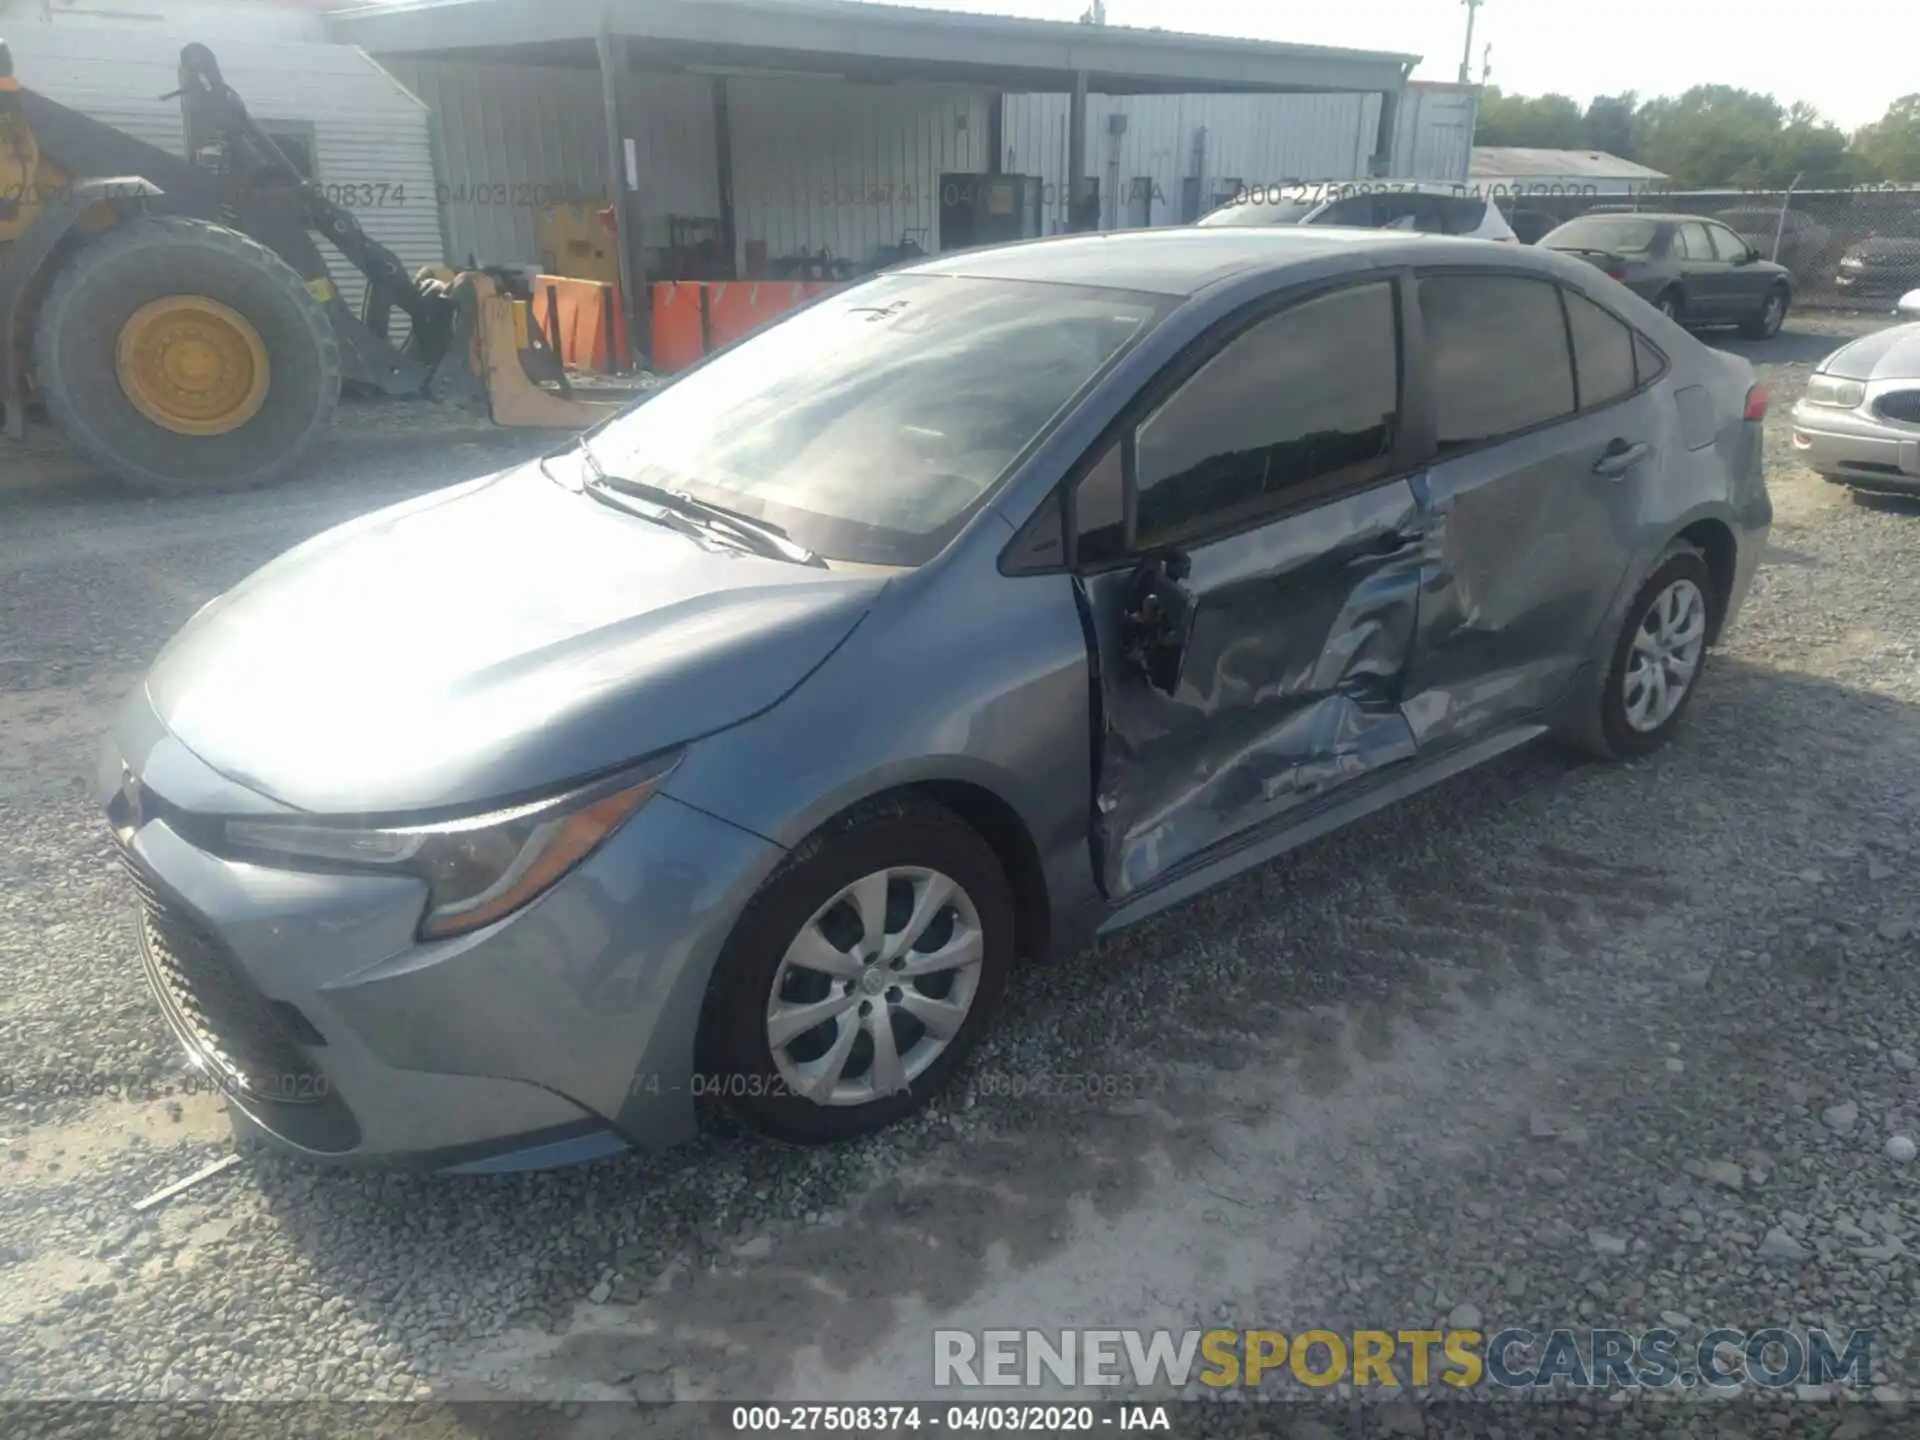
1419, 274, 1575, 450
1133, 283, 1399, 547
1706, 224, 1750, 262
1438, 197, 1489, 235
1633, 332, 1667, 386
1563, 289, 1638, 409
1313, 194, 1380, 227
1074, 444, 1127, 565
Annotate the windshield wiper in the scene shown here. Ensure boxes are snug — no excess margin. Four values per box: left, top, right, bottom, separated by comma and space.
578, 442, 824, 567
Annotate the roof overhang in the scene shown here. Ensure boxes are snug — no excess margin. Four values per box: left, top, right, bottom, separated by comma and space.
328, 0, 1417, 95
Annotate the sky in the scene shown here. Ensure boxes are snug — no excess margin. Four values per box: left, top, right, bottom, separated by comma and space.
871, 0, 1914, 133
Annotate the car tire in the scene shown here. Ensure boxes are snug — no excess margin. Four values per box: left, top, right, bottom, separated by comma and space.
1740, 285, 1789, 339
1560, 542, 1716, 761
695, 796, 1014, 1144
1654, 287, 1684, 323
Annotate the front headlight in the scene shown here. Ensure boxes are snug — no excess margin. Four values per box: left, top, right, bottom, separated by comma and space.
221, 756, 678, 938
1803, 373, 1865, 409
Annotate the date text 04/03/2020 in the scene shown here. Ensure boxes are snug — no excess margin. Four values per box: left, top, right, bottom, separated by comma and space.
729, 1405, 1173, 1432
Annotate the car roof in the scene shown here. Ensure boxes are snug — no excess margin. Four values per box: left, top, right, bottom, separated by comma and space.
902, 227, 1572, 298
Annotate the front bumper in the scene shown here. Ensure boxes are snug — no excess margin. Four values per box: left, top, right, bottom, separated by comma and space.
1790, 397, 1920, 490
100, 697, 782, 1171
1835, 269, 1916, 299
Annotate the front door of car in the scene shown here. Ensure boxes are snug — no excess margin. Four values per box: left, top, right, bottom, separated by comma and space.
1673, 221, 1734, 318
1705, 222, 1772, 308
1398, 271, 1661, 750
1072, 279, 1427, 900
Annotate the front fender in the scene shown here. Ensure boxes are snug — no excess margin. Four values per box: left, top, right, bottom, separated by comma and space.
1, 177, 168, 421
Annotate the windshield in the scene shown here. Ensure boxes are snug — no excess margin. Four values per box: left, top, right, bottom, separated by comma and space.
583, 274, 1164, 566
1544, 216, 1662, 254
1196, 194, 1321, 228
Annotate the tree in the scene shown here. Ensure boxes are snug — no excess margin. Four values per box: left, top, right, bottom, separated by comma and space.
1635, 86, 1789, 188
1852, 95, 1920, 182
1474, 88, 1589, 150
1583, 93, 1640, 160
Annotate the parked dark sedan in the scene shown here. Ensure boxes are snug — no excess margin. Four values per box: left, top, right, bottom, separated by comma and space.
101, 228, 1772, 1171
1541, 213, 1794, 336
1836, 214, 1920, 301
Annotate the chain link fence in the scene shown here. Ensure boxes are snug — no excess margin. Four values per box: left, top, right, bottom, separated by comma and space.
1496, 185, 1920, 308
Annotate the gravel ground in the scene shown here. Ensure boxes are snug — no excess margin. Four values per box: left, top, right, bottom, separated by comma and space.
3, 314, 1920, 1437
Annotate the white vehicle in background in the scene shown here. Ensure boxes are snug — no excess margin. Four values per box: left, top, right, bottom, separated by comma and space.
1197, 180, 1521, 243
1791, 289, 1920, 496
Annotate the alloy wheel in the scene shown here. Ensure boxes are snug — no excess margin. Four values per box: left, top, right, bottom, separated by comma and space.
766, 867, 984, 1106
1762, 293, 1784, 334
1623, 578, 1707, 733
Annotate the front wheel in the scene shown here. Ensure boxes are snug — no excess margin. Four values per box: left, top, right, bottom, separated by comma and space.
1741, 286, 1788, 338
696, 798, 1014, 1143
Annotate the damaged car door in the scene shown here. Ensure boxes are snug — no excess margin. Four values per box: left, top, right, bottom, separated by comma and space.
1398, 272, 1657, 748
1074, 279, 1427, 899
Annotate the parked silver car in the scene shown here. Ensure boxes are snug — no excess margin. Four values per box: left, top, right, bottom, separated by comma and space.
102, 229, 1771, 1171
1790, 291, 1920, 494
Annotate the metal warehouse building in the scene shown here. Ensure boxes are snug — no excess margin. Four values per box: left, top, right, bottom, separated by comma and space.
5, 0, 1475, 358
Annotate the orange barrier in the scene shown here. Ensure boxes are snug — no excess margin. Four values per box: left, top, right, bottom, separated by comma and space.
531, 275, 629, 374
650, 282, 707, 374
649, 279, 848, 373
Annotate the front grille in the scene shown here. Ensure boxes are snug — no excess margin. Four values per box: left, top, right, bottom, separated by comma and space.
1875, 391, 1920, 426
116, 842, 331, 1108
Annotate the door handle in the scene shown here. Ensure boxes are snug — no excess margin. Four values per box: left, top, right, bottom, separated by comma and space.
1593, 439, 1650, 477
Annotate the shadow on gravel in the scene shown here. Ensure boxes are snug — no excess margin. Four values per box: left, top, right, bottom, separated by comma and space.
1848, 489, 1920, 518
242, 656, 1920, 1401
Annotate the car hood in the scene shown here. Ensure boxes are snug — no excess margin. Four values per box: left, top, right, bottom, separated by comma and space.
145, 460, 887, 815
1817, 322, 1920, 382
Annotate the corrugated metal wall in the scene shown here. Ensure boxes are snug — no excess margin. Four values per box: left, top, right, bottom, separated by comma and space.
10, 27, 443, 321
726, 79, 992, 265
1000, 86, 1479, 230
381, 59, 721, 268
384, 63, 992, 275
1000, 91, 1384, 231
1391, 85, 1479, 183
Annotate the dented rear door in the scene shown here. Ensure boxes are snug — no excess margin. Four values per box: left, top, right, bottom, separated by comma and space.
1075, 278, 1426, 900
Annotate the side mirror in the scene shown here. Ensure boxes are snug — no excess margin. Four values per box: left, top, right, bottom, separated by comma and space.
1120, 551, 1196, 696
1899, 289, 1920, 320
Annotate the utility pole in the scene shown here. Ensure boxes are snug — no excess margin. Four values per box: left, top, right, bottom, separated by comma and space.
1458, 0, 1482, 84
1079, 0, 1106, 22
1480, 42, 1492, 85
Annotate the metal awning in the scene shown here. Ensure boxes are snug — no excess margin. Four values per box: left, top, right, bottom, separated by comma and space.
329, 0, 1417, 96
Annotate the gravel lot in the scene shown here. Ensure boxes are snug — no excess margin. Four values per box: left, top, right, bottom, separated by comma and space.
3, 314, 1920, 1435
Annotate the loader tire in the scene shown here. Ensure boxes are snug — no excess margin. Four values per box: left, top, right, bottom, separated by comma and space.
33, 215, 341, 494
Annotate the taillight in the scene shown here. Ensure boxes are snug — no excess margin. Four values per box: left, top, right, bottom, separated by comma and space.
1604, 267, 1627, 281
1745, 385, 1769, 421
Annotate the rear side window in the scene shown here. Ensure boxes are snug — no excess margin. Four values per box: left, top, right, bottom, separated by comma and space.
1673, 222, 1713, 261
1563, 289, 1637, 409
1418, 274, 1576, 450
1131, 282, 1400, 548
1313, 194, 1379, 227
1438, 197, 1489, 235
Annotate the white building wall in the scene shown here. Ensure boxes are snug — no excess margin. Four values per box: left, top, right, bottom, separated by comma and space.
726, 78, 993, 265
1001, 84, 1478, 231
0, 0, 326, 42
1391, 84, 1479, 183
381, 59, 722, 269
9, 18, 443, 321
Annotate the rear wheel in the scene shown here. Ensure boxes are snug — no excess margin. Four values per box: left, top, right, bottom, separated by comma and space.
1655, 287, 1683, 323
32, 215, 340, 493
1563, 543, 1715, 760
696, 798, 1013, 1143
1741, 285, 1788, 338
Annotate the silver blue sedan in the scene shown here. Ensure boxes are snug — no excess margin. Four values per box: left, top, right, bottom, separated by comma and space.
102, 228, 1772, 1171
